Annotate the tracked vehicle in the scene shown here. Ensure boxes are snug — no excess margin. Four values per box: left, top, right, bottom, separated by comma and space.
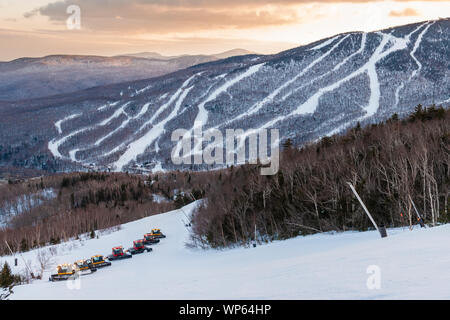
74, 259, 97, 274
143, 233, 160, 245
150, 228, 166, 239
107, 246, 132, 261
90, 255, 112, 268
128, 239, 152, 255
49, 264, 78, 282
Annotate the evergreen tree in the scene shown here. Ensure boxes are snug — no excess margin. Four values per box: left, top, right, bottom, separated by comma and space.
282, 138, 293, 150
20, 238, 28, 252
0, 262, 14, 288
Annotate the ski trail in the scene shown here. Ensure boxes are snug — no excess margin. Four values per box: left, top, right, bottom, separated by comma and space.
109, 73, 201, 169
408, 22, 434, 81
393, 83, 405, 109
99, 102, 131, 126
325, 22, 434, 136
95, 89, 198, 162
332, 33, 366, 72
97, 101, 119, 112
225, 37, 348, 125
196, 63, 265, 126
69, 149, 80, 162
439, 97, 450, 104
131, 85, 152, 97
279, 33, 366, 103
393, 22, 431, 108
394, 23, 426, 108
291, 30, 412, 118
308, 35, 340, 51
48, 127, 91, 159
49, 102, 131, 159
93, 92, 179, 160
54, 113, 82, 134
113, 85, 195, 171
137, 74, 198, 133
195, 34, 362, 158
173, 64, 265, 158
94, 102, 151, 146
226, 31, 412, 151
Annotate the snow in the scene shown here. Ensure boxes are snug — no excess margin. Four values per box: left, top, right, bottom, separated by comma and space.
229, 37, 348, 125
54, 113, 81, 134
40, 20, 446, 173
48, 127, 89, 159
408, 22, 434, 81
49, 102, 131, 159
0, 188, 56, 228
4, 201, 450, 300
113, 84, 195, 171
69, 148, 80, 162
94, 102, 151, 146
98, 102, 131, 126
308, 35, 339, 51
196, 63, 265, 126
97, 101, 119, 112
332, 33, 366, 72
174, 64, 265, 159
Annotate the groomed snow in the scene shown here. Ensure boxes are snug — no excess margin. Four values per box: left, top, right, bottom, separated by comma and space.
4, 201, 450, 299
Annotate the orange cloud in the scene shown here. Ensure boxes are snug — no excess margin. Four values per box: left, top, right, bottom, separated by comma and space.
389, 8, 420, 17
24, 1, 304, 33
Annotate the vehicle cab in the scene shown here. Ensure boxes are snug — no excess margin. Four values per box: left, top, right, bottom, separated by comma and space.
91, 255, 105, 264
112, 246, 125, 256
151, 228, 162, 235
133, 239, 145, 249
57, 263, 75, 275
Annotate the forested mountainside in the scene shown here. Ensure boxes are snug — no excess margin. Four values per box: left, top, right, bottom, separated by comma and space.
0, 19, 448, 175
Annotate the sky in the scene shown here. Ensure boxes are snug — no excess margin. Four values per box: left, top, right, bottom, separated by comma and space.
0, 0, 448, 61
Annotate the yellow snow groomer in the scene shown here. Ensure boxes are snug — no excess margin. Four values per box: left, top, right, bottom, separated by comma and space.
150, 228, 166, 239
90, 255, 112, 268
49, 263, 77, 282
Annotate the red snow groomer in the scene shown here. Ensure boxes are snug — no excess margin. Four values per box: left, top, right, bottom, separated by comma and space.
143, 233, 160, 245
127, 239, 152, 255
107, 246, 132, 261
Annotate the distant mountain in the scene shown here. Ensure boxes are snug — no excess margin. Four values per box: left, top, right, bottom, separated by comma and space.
211, 49, 256, 59
0, 49, 256, 101
121, 52, 177, 60
0, 19, 448, 174
121, 49, 256, 60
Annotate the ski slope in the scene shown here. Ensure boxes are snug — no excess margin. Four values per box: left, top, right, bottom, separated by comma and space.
4, 201, 450, 300
37, 19, 449, 172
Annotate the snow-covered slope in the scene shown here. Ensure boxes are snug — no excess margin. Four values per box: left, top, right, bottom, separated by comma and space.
4, 202, 450, 300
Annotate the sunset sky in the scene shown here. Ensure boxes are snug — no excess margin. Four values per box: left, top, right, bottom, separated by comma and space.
0, 0, 448, 61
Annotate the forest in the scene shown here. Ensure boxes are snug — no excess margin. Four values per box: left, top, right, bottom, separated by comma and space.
0, 104, 448, 253
0, 172, 173, 255
187, 105, 449, 247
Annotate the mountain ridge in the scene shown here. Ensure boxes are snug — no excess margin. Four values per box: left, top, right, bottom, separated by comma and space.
0, 18, 448, 174
0, 49, 257, 101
